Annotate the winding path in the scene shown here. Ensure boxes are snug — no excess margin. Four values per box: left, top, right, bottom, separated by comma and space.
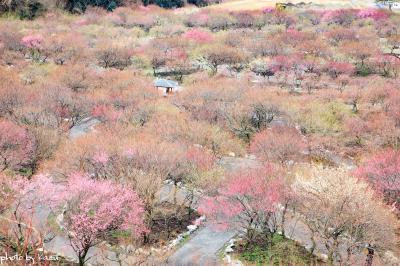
39, 117, 362, 265
165, 153, 361, 266
34, 117, 120, 265
68, 117, 101, 139
167, 227, 237, 266
166, 157, 261, 266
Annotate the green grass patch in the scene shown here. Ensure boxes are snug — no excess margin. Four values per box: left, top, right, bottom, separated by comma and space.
238, 234, 316, 266
178, 233, 191, 247
297, 101, 351, 135
47, 213, 63, 234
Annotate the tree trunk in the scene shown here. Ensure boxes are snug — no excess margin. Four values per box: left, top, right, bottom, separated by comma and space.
328, 250, 334, 266
352, 101, 358, 113
79, 256, 85, 266
188, 206, 192, 220
78, 249, 89, 266
172, 181, 177, 206
327, 239, 339, 266
345, 247, 352, 266
310, 233, 316, 255
143, 232, 149, 244
187, 193, 194, 220
365, 246, 374, 266
280, 203, 287, 236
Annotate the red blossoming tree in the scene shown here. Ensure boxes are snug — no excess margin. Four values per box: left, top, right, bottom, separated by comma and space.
198, 166, 284, 243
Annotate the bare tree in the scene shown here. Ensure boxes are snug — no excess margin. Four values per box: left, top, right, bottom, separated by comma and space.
293, 167, 398, 265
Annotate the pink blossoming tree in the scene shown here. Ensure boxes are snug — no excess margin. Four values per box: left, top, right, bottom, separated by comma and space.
21, 34, 44, 62
355, 149, 400, 211
357, 8, 389, 21
372, 55, 400, 78
262, 7, 275, 14
321, 9, 357, 26
185, 12, 210, 27
21, 34, 43, 49
182, 28, 213, 44
325, 61, 355, 78
0, 175, 52, 259
91, 104, 123, 122
198, 166, 284, 243
185, 146, 215, 171
250, 125, 306, 164
34, 174, 146, 266
0, 120, 36, 172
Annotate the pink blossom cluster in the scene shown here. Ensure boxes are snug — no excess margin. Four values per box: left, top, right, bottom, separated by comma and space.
262, 7, 275, 14
325, 61, 355, 77
123, 147, 138, 158
91, 104, 123, 122
33, 173, 147, 245
321, 9, 357, 23
92, 150, 109, 165
183, 28, 213, 44
195, 12, 210, 25
355, 150, 400, 210
75, 18, 89, 26
272, 55, 304, 72
168, 48, 188, 60
198, 166, 284, 230
185, 147, 215, 170
286, 29, 304, 41
358, 8, 389, 21
373, 54, 400, 65
0, 120, 35, 171
21, 34, 43, 49
91, 104, 109, 118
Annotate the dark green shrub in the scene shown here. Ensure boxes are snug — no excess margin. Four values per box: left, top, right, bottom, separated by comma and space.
5, 0, 45, 20
152, 0, 184, 8
239, 234, 315, 266
356, 65, 373, 77
64, 0, 121, 13
187, 0, 209, 7
18, 1, 44, 19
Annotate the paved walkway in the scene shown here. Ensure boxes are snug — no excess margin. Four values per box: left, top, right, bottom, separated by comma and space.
166, 157, 260, 266
38, 119, 366, 265
167, 227, 237, 266
68, 117, 101, 139
33, 117, 120, 264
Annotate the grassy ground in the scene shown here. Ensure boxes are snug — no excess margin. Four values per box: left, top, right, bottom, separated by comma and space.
235, 234, 320, 266
207, 0, 376, 11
